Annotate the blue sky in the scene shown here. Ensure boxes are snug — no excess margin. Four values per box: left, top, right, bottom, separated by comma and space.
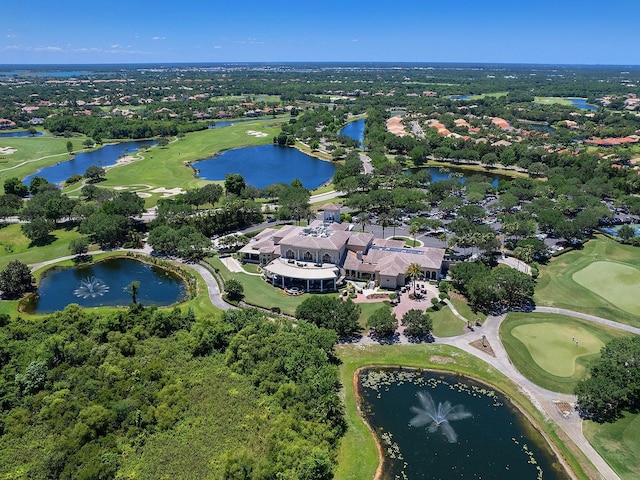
1, 0, 638, 65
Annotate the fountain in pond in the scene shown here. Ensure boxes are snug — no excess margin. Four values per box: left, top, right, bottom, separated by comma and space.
409, 391, 472, 443
73, 277, 109, 299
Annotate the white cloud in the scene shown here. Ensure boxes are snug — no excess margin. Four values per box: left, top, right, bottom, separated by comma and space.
214, 45, 222, 49
152, 36, 165, 41
3, 45, 62, 52
111, 44, 122, 49
35, 46, 62, 52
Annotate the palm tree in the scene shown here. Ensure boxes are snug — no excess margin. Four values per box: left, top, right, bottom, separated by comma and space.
406, 262, 423, 294
378, 213, 391, 238
390, 208, 401, 237
355, 212, 370, 232
409, 222, 420, 247
126, 281, 140, 305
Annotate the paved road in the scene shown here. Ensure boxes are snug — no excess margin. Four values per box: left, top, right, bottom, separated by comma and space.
359, 152, 374, 174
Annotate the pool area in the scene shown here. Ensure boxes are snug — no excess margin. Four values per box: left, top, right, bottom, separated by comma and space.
601, 224, 640, 237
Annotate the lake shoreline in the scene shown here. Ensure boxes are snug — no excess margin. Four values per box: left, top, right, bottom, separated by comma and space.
353, 365, 577, 480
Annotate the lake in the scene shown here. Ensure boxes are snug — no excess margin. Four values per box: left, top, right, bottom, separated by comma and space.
450, 95, 471, 100
27, 257, 188, 314
359, 368, 567, 480
566, 98, 597, 111
0, 131, 43, 138
22, 140, 156, 186
339, 118, 365, 149
193, 144, 336, 189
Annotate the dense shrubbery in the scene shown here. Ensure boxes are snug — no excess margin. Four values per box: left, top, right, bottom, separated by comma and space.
0, 305, 344, 479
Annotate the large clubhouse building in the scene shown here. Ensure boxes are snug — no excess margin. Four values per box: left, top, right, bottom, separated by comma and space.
238, 205, 445, 292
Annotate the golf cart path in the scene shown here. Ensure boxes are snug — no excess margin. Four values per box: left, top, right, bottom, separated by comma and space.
356, 297, 631, 479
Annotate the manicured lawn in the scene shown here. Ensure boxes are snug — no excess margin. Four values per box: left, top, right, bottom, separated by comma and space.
583, 412, 640, 480
391, 236, 416, 247
89, 120, 283, 206
430, 305, 465, 337
356, 301, 388, 329
534, 96, 574, 106
500, 312, 634, 393
0, 222, 94, 270
535, 235, 640, 327
206, 255, 328, 316
0, 134, 84, 184
572, 261, 640, 316
449, 297, 485, 324
468, 91, 508, 100
334, 343, 592, 480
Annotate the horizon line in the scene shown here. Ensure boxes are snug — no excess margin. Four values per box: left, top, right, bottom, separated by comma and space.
1, 61, 640, 68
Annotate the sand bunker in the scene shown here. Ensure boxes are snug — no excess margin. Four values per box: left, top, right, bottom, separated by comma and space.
115, 155, 136, 166
150, 187, 185, 197
246, 130, 268, 138
0, 146, 17, 155
136, 192, 152, 198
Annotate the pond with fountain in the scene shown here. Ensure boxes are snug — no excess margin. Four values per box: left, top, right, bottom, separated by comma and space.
358, 367, 567, 479
27, 257, 188, 314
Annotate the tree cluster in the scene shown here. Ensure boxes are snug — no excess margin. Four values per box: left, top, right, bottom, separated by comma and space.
295, 296, 361, 337
575, 336, 640, 423
450, 262, 535, 312
0, 304, 345, 479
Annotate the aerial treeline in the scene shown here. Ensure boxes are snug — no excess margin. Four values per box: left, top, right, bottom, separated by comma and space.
0, 306, 345, 479
43, 115, 206, 141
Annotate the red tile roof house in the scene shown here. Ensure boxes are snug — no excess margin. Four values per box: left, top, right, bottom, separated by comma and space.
491, 117, 513, 130
0, 119, 17, 129
584, 135, 640, 147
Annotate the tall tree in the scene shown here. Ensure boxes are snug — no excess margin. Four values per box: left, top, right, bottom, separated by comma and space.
406, 263, 423, 293
401, 309, 433, 340
225, 173, 246, 196
0, 260, 35, 299
409, 222, 420, 247
367, 306, 398, 338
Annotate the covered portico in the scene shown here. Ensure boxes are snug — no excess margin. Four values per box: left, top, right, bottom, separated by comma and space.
262, 258, 341, 293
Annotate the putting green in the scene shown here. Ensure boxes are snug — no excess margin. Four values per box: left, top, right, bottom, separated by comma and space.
511, 322, 604, 377
572, 261, 640, 316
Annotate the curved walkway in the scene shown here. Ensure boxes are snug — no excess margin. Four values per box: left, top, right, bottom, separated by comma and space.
438, 312, 618, 480
353, 295, 628, 479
